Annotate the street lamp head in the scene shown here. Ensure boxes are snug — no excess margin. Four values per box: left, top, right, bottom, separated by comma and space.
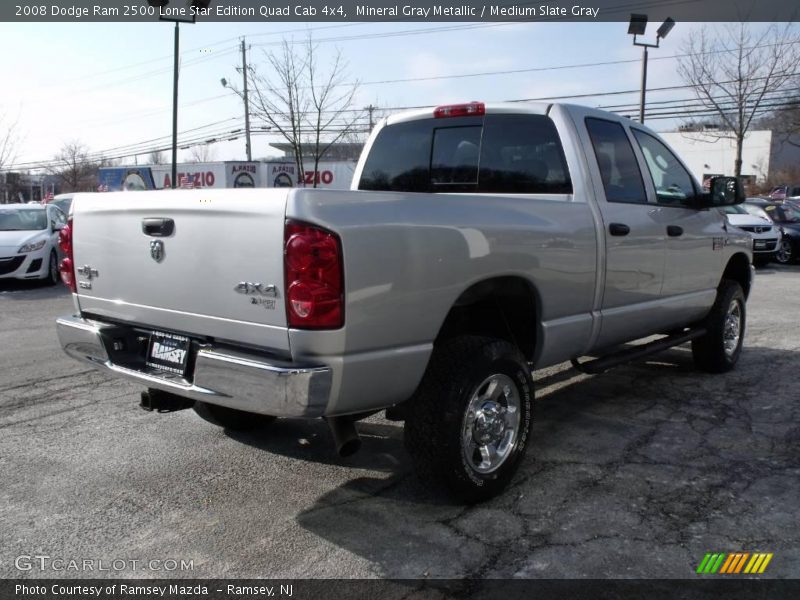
657, 18, 676, 39
628, 14, 648, 36
220, 77, 228, 88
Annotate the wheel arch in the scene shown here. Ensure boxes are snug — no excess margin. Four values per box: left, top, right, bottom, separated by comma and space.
721, 252, 753, 299
434, 276, 541, 362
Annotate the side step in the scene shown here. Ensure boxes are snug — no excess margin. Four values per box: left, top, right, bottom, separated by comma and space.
571, 328, 706, 375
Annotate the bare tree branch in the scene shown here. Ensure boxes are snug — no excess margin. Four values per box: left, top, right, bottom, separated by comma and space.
187, 144, 216, 163
228, 34, 361, 187
47, 141, 100, 192
677, 23, 800, 177
0, 113, 20, 172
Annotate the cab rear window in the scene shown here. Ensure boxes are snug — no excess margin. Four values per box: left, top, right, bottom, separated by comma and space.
358, 114, 572, 194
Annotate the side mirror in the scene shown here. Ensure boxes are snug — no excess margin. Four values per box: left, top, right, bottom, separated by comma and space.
695, 176, 745, 208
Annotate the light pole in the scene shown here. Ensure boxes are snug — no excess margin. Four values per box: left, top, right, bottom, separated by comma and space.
149, 0, 211, 188
628, 14, 675, 123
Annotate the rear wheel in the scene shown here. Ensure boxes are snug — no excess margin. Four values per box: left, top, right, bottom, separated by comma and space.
692, 280, 745, 373
775, 239, 794, 264
193, 401, 275, 431
404, 335, 533, 503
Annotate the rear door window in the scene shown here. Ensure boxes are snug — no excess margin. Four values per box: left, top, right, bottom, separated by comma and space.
358, 113, 571, 194
585, 118, 647, 204
479, 114, 572, 193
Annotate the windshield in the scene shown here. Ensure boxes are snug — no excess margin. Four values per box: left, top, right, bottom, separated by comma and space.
723, 205, 749, 215
743, 204, 771, 221
0, 209, 48, 231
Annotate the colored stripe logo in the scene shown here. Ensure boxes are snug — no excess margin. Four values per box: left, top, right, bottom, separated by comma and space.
696, 552, 773, 574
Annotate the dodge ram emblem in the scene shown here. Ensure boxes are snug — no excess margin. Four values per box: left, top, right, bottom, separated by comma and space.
150, 240, 165, 262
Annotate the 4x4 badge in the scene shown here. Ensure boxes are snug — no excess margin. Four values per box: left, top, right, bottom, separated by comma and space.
150, 240, 165, 262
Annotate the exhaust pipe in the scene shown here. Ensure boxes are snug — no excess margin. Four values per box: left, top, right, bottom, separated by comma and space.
326, 416, 362, 457
139, 389, 194, 413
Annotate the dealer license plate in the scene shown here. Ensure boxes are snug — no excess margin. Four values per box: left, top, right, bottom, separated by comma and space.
146, 331, 190, 375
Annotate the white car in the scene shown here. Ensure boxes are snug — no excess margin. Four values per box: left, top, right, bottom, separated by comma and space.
721, 203, 781, 266
0, 203, 67, 285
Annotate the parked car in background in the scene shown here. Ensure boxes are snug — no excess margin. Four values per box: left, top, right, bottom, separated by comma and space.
0, 204, 66, 285
48, 193, 74, 217
746, 199, 800, 264
768, 185, 800, 201
784, 198, 800, 213
721, 203, 780, 267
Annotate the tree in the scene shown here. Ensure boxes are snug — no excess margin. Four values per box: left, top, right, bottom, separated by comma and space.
0, 112, 19, 172
48, 141, 98, 192
148, 150, 166, 165
677, 23, 800, 177
187, 144, 216, 163
241, 35, 361, 187
755, 95, 800, 147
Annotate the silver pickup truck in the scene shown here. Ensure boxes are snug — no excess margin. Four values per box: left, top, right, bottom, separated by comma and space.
56, 102, 753, 502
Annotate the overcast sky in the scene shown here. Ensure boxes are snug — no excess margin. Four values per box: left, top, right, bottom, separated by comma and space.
0, 20, 712, 168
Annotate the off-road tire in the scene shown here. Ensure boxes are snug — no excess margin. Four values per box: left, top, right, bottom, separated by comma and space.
404, 335, 533, 504
193, 401, 276, 431
692, 280, 745, 373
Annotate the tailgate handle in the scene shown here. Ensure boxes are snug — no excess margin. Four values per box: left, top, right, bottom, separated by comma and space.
142, 218, 174, 237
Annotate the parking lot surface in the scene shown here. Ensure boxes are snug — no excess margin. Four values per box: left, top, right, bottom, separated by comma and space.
1, 267, 798, 579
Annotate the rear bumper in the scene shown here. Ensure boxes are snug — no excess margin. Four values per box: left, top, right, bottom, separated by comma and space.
55, 315, 331, 418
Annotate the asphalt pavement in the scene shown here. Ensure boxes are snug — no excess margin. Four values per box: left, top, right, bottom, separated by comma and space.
1, 267, 798, 579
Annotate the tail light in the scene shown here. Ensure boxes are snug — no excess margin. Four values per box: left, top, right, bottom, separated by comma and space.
284, 220, 343, 329
434, 102, 485, 119
58, 218, 76, 292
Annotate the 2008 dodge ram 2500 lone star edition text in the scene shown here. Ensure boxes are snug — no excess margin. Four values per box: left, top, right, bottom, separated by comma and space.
56, 102, 753, 502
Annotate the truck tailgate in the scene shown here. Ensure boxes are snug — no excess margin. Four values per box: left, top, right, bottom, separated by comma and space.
72, 189, 291, 353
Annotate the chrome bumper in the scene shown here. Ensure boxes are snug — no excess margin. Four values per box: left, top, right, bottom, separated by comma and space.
55, 315, 331, 418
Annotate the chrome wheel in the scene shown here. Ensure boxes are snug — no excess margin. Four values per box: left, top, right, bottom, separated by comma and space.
723, 299, 742, 358
775, 239, 793, 264
461, 373, 521, 474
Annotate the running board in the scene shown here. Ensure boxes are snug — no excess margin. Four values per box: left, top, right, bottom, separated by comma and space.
571, 328, 707, 375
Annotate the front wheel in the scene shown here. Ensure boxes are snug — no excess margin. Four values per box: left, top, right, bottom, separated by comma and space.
774, 239, 794, 264
45, 251, 59, 286
404, 336, 533, 503
692, 280, 745, 373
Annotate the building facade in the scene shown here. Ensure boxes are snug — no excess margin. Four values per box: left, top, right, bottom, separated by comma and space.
660, 129, 800, 187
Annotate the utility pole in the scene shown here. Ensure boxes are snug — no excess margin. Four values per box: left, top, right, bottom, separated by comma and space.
241, 38, 252, 161
365, 104, 377, 131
